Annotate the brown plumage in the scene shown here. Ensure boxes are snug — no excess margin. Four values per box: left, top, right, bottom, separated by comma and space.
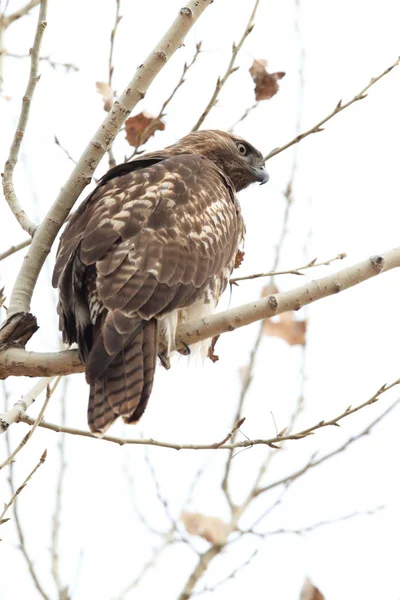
52, 130, 268, 434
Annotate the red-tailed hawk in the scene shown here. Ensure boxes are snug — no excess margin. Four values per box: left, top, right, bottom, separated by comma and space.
52, 130, 268, 434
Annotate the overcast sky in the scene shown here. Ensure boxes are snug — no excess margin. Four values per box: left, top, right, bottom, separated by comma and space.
1, 1, 400, 599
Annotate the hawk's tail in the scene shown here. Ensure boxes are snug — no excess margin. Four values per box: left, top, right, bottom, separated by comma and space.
87, 320, 158, 435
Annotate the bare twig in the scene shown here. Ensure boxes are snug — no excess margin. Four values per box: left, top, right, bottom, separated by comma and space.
228, 102, 258, 133
1, 0, 47, 236
265, 56, 400, 162
193, 549, 258, 596
51, 378, 68, 599
0, 448, 46, 524
231, 252, 346, 284
3, 382, 50, 600
245, 506, 384, 538
0, 238, 31, 261
0, 377, 60, 469
6, 0, 214, 317
192, 0, 260, 131
125, 41, 202, 161
255, 397, 400, 497
1, 51, 78, 71
15, 379, 400, 451
1, 247, 399, 379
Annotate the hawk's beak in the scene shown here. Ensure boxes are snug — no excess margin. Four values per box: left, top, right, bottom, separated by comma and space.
252, 165, 270, 185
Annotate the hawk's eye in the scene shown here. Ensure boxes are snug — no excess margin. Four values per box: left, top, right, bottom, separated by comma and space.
236, 143, 248, 156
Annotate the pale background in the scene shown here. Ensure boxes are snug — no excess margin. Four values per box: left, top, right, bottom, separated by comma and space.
1, 0, 400, 598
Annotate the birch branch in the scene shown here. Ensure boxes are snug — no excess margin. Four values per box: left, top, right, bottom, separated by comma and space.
6, 0, 214, 317
265, 56, 400, 162
1, 0, 47, 236
0, 376, 54, 434
1, 247, 399, 378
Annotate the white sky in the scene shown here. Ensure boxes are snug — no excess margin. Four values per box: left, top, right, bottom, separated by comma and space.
1, 0, 400, 599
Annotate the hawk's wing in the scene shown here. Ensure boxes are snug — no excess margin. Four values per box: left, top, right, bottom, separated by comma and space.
53, 153, 243, 433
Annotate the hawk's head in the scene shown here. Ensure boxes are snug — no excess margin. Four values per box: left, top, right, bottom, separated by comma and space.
168, 130, 269, 192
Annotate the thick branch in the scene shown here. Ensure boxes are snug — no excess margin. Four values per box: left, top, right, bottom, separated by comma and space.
1, 0, 47, 236
1, 248, 399, 377
6, 0, 213, 317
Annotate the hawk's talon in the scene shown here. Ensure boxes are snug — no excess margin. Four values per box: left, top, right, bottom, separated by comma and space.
158, 353, 171, 370
177, 342, 191, 356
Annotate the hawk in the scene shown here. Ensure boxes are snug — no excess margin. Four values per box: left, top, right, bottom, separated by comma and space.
52, 130, 268, 434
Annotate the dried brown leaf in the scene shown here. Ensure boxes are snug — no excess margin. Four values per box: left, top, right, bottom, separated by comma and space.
181, 512, 230, 546
249, 59, 285, 101
96, 81, 114, 112
234, 249, 245, 269
207, 335, 220, 363
125, 111, 165, 147
263, 311, 307, 346
300, 578, 325, 600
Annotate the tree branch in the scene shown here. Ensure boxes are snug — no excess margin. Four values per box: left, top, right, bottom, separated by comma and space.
2, 0, 39, 26
191, 0, 260, 131
13, 378, 400, 450
265, 56, 400, 162
6, 0, 214, 317
0, 238, 31, 261
1, 248, 399, 378
1, 0, 47, 236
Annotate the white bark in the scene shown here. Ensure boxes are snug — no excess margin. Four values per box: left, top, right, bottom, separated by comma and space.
1, 248, 399, 379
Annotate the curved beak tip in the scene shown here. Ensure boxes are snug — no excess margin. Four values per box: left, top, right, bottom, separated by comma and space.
259, 170, 270, 185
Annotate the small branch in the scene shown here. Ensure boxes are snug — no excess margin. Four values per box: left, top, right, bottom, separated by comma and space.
6, 0, 213, 317
125, 41, 202, 161
51, 378, 68, 599
255, 397, 400, 497
228, 102, 258, 132
1, 248, 399, 378
1, 0, 47, 236
265, 56, 400, 162
0, 376, 54, 434
0, 378, 60, 469
1, 51, 78, 71
15, 379, 399, 450
0, 238, 31, 261
2, 0, 39, 26
0, 448, 46, 524
3, 382, 50, 600
192, 0, 260, 131
231, 252, 347, 284
193, 549, 258, 596
245, 506, 384, 538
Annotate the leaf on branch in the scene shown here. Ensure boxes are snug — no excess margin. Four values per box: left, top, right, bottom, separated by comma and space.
207, 335, 220, 363
249, 59, 285, 101
181, 512, 230, 545
125, 112, 166, 147
300, 578, 325, 600
234, 249, 245, 269
96, 81, 114, 112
